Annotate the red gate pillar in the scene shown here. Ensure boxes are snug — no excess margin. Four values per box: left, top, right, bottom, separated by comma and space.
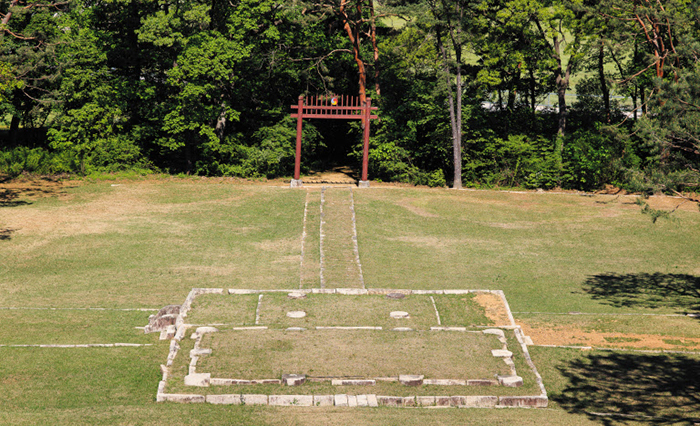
291, 95, 304, 187
359, 97, 371, 187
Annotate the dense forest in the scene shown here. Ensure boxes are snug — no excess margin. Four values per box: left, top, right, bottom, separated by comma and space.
1, 0, 699, 192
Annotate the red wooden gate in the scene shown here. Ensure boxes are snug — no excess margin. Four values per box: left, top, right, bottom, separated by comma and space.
290, 95, 378, 187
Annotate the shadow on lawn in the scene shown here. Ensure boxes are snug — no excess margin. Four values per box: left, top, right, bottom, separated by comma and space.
555, 352, 700, 425
584, 273, 700, 315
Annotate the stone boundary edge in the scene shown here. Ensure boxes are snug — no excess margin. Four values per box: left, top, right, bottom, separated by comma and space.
158, 288, 548, 408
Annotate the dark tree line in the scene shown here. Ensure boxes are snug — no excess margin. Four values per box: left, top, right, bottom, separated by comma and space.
1, 0, 699, 193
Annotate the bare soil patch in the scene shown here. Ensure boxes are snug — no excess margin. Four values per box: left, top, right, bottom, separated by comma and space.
518, 320, 700, 351
473, 293, 512, 327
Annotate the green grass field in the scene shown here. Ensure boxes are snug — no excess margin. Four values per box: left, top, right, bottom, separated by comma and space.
1, 177, 698, 425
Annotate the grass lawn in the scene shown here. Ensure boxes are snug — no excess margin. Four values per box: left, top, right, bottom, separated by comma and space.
1, 176, 698, 425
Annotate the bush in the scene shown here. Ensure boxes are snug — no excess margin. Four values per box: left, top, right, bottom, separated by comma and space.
561, 130, 618, 191
0, 146, 74, 177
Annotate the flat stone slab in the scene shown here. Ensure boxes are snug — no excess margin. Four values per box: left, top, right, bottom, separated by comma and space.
286, 311, 307, 319
269, 395, 313, 406
435, 396, 452, 406
356, 394, 369, 407
498, 375, 523, 387
313, 394, 334, 406
286, 327, 306, 331
385, 292, 406, 299
498, 395, 548, 408
399, 375, 424, 386
482, 329, 505, 338
332, 379, 376, 386
242, 394, 268, 405
423, 379, 467, 386
336, 288, 368, 295
334, 394, 348, 406
206, 394, 242, 405
184, 373, 210, 387
287, 291, 307, 299
211, 378, 281, 386
282, 374, 306, 386
367, 394, 379, 407
191, 327, 218, 339
417, 396, 436, 406
491, 349, 513, 358
390, 311, 410, 319
157, 393, 205, 403
463, 396, 498, 407
347, 395, 358, 407
392, 327, 413, 332
190, 348, 212, 357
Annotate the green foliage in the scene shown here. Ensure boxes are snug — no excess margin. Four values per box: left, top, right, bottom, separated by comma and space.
463, 134, 559, 189
0, 146, 73, 177
561, 130, 618, 191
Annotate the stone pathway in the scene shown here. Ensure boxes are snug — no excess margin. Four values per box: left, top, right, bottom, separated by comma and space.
300, 187, 364, 289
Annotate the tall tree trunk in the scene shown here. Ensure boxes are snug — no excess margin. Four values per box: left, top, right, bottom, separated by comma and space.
340, 0, 367, 103
598, 37, 611, 123
368, 0, 380, 96
553, 35, 570, 138
437, 30, 460, 189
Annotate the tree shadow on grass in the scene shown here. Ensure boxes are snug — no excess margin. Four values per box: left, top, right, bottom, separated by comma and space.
0, 188, 32, 207
0, 228, 15, 240
555, 352, 700, 425
583, 273, 700, 314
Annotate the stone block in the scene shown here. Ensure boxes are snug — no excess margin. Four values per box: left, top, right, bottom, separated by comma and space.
157, 393, 205, 403
313, 395, 334, 406
497, 375, 523, 387
337, 288, 368, 295
358, 180, 370, 188
191, 326, 218, 339
367, 394, 379, 407
287, 291, 307, 299
228, 289, 259, 294
450, 396, 466, 406
423, 379, 466, 386
184, 373, 210, 387
498, 396, 548, 408
435, 396, 451, 406
463, 396, 498, 408
402, 397, 416, 407
190, 348, 212, 357
399, 375, 424, 386
356, 394, 368, 407
269, 395, 313, 406
482, 329, 505, 338
417, 396, 436, 406
443, 290, 471, 294
206, 394, 242, 405
331, 379, 375, 386
160, 325, 177, 340
390, 311, 409, 319
392, 327, 413, 332
491, 349, 513, 358
286, 327, 306, 332
347, 395, 358, 407
282, 374, 306, 386
377, 396, 402, 407
334, 394, 348, 406
311, 288, 336, 294
242, 394, 268, 405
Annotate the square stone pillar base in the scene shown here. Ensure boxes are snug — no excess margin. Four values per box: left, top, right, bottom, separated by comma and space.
358, 180, 370, 188
290, 179, 303, 188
